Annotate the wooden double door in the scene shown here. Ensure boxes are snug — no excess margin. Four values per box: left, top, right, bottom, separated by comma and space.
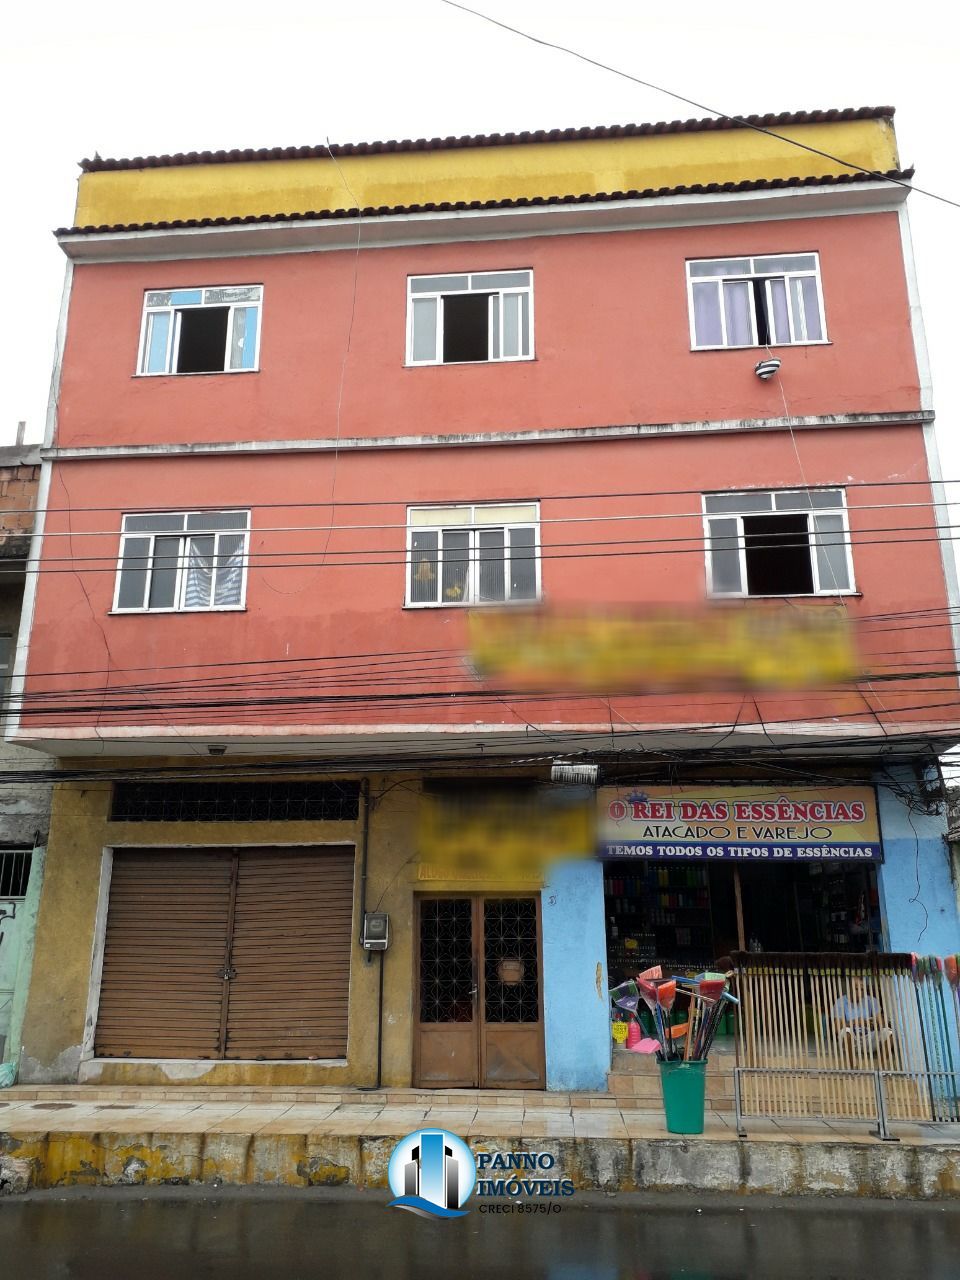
94, 847, 354, 1061
415, 894, 545, 1089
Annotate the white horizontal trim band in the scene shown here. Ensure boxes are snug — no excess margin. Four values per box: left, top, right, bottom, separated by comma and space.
45, 411, 932, 461
56, 183, 908, 263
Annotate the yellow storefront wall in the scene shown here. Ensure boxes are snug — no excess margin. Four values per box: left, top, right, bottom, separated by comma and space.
74, 119, 899, 227
19, 767, 540, 1088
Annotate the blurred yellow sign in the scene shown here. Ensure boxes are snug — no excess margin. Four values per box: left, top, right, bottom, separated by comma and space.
419, 785, 593, 885
469, 606, 859, 693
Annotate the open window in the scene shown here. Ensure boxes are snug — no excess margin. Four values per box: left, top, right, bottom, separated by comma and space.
687, 254, 826, 349
407, 503, 540, 606
704, 489, 853, 597
138, 286, 262, 375
407, 272, 533, 365
114, 510, 250, 612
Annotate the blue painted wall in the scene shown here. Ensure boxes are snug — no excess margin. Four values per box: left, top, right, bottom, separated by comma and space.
876, 771, 959, 955
541, 858, 610, 1091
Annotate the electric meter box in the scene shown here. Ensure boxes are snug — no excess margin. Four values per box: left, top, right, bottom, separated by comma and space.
362, 911, 390, 951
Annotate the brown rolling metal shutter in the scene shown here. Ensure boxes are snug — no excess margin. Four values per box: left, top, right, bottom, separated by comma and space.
94, 850, 233, 1059
225, 847, 355, 1060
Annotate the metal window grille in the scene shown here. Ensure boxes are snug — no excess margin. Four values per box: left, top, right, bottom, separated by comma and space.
0, 849, 33, 897
110, 780, 361, 823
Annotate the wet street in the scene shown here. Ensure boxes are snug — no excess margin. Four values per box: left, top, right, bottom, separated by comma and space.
1, 1189, 959, 1279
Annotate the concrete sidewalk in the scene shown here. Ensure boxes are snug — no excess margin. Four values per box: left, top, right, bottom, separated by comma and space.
1, 1086, 958, 1198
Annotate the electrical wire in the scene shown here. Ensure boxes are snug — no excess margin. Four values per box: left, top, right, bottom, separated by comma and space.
439, 0, 960, 213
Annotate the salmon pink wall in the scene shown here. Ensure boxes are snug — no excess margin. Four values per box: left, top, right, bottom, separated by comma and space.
55, 211, 918, 450
22, 425, 952, 737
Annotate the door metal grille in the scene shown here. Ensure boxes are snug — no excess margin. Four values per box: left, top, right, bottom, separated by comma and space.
483, 898, 540, 1023
418, 898, 474, 1023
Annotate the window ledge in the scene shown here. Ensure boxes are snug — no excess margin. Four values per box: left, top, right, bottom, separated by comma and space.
404, 357, 537, 369
690, 341, 832, 353
707, 591, 861, 600
402, 598, 542, 610
132, 369, 259, 379
109, 606, 248, 616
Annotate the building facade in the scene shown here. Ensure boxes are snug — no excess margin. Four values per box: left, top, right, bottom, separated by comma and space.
0, 440, 50, 1072
9, 107, 960, 1090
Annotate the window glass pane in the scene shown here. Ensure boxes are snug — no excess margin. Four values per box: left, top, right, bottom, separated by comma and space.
478, 528, 506, 601
691, 281, 723, 347
767, 278, 791, 344
148, 536, 181, 609
471, 271, 531, 289
774, 491, 816, 511
689, 259, 751, 277
812, 513, 850, 591
184, 535, 215, 608
502, 292, 521, 358
411, 296, 438, 362
186, 511, 249, 531
788, 277, 814, 342
474, 505, 538, 525
168, 289, 203, 305
410, 530, 439, 603
124, 512, 186, 532
116, 537, 151, 609
509, 527, 537, 600
810, 489, 842, 508
229, 306, 259, 370
410, 275, 469, 293
204, 286, 261, 304
722, 279, 754, 346
521, 291, 530, 357
441, 530, 470, 603
143, 310, 171, 373
704, 492, 773, 514
213, 533, 245, 606
800, 276, 823, 340
707, 518, 742, 593
754, 255, 817, 274
410, 507, 473, 527
145, 291, 174, 307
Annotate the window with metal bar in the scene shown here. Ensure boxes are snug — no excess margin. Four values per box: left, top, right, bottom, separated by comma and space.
703, 489, 854, 597
407, 503, 540, 607
110, 780, 361, 823
114, 511, 249, 613
138, 285, 262, 375
0, 849, 32, 897
687, 254, 826, 350
407, 271, 533, 365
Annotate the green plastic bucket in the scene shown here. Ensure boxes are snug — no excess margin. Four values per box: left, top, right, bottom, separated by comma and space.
658, 1059, 707, 1134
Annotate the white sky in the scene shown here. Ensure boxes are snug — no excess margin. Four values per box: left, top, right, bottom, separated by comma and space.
2, 0, 957, 481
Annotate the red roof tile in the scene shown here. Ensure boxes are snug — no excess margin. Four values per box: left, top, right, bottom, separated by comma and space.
78, 107, 895, 173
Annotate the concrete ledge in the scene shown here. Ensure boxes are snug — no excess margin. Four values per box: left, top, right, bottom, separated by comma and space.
2, 1129, 958, 1199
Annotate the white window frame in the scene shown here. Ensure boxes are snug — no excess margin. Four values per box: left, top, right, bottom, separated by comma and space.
136, 286, 263, 376
686, 254, 828, 351
112, 511, 251, 614
405, 271, 535, 366
702, 489, 856, 598
405, 502, 541, 608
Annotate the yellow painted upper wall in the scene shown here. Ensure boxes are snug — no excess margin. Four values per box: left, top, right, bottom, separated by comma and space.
74, 119, 899, 228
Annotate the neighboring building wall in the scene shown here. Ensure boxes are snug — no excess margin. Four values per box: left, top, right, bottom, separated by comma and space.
0, 446, 51, 1069
878, 769, 960, 955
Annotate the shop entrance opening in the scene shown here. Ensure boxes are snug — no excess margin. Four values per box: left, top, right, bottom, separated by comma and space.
604, 860, 883, 985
